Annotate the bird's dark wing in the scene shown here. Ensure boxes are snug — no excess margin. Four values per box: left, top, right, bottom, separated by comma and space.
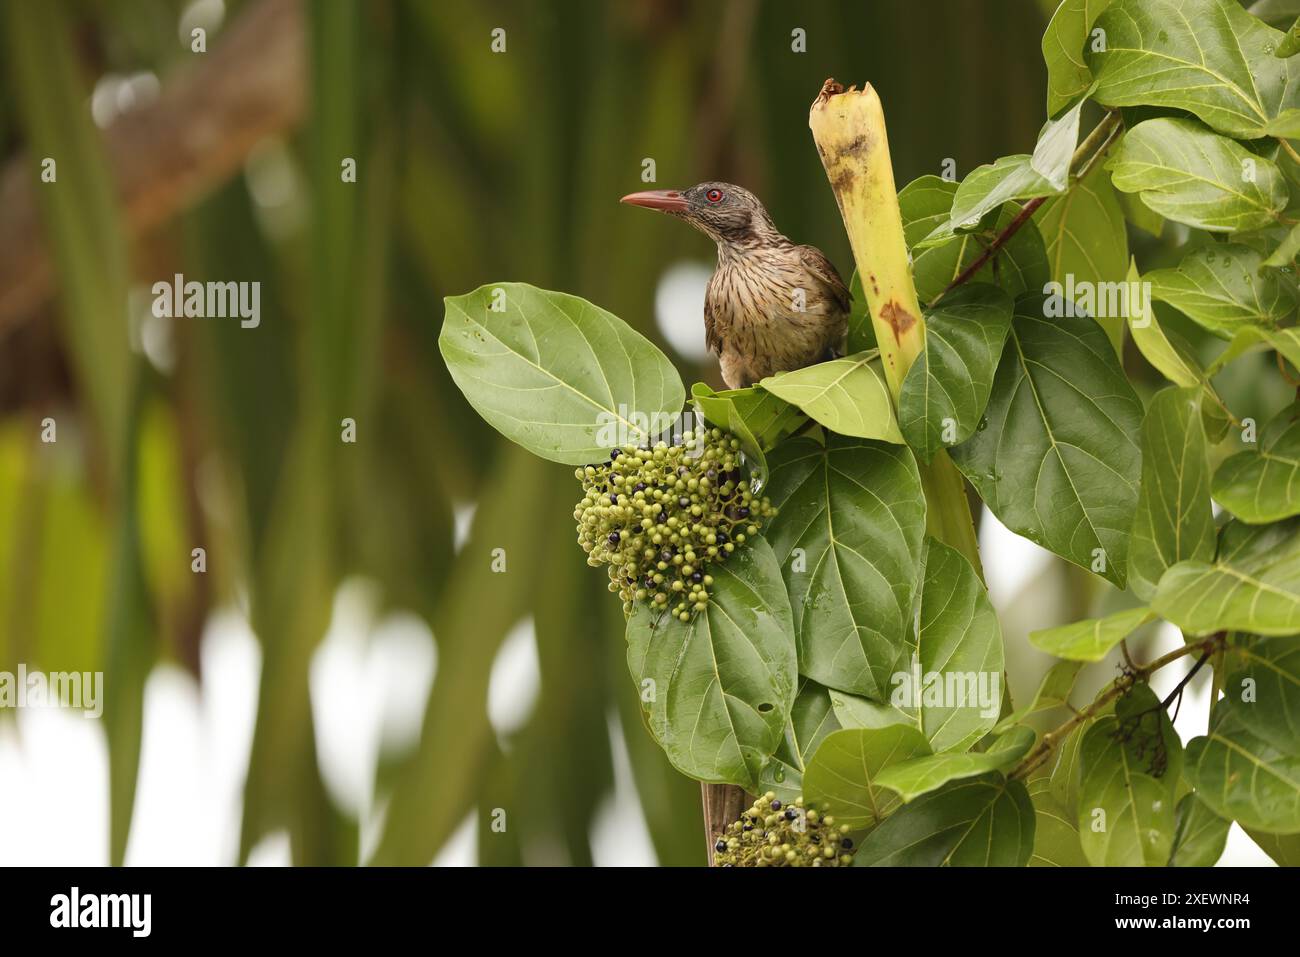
797, 244, 851, 314
703, 274, 723, 354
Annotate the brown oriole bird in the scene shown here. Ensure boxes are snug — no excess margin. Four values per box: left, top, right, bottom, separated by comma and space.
621, 182, 850, 389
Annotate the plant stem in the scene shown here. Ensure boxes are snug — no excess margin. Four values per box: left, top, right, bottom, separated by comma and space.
1278, 137, 1300, 167
808, 78, 983, 572
1010, 633, 1224, 780
939, 110, 1124, 301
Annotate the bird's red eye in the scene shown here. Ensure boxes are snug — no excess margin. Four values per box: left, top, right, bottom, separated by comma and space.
706, 188, 723, 203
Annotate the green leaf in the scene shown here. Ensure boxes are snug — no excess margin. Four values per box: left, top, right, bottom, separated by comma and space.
1279, 15, 1300, 58
1213, 409, 1300, 523
828, 690, 914, 730
1129, 387, 1218, 600
854, 774, 1036, 866
875, 726, 1035, 802
691, 382, 805, 484
1126, 259, 1203, 387
1089, 0, 1300, 139
1027, 777, 1091, 866
1030, 606, 1156, 662
692, 383, 804, 451
1030, 93, 1090, 190
1118, 188, 1166, 237
900, 176, 1051, 306
1246, 828, 1300, 865
1264, 221, 1300, 268
440, 283, 685, 465
1077, 683, 1183, 866
758, 678, 841, 802
899, 284, 1015, 464
995, 659, 1085, 732
1042, 0, 1114, 114
1106, 118, 1289, 233
626, 536, 796, 790
1033, 162, 1130, 355
760, 352, 902, 443
911, 538, 1006, 752
1153, 517, 1300, 636
1185, 699, 1300, 832
951, 294, 1144, 587
1146, 245, 1297, 339
920, 156, 1057, 247
765, 435, 927, 698
1168, 794, 1230, 866
802, 726, 932, 830
1223, 635, 1300, 756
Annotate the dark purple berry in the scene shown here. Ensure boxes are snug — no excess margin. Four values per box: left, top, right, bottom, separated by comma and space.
715, 839, 726, 852
841, 838, 853, 850
770, 799, 781, 811
607, 533, 620, 546
691, 571, 703, 584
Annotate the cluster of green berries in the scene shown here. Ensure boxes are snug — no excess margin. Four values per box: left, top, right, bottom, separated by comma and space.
573, 428, 775, 620
713, 793, 856, 867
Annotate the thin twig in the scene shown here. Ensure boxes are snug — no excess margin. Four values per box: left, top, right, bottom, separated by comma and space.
1009, 632, 1224, 781
938, 110, 1124, 300
1278, 137, 1300, 168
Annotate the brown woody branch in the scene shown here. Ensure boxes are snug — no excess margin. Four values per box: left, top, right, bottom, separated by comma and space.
0, 0, 305, 340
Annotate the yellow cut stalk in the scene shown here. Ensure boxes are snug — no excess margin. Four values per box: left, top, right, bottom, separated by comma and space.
809, 79, 924, 396
809, 78, 982, 574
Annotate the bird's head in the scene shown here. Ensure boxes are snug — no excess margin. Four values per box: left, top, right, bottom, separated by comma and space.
620, 182, 778, 246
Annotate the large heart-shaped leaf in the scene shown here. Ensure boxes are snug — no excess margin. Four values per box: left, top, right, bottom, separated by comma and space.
1213, 409, 1300, 523
1077, 683, 1182, 866
1032, 163, 1130, 355
757, 678, 841, 803
875, 726, 1035, 802
1042, 0, 1114, 113
764, 435, 927, 698
1185, 699, 1300, 832
441, 283, 685, 464
1106, 118, 1288, 233
898, 284, 1014, 464
1129, 387, 1218, 600
853, 774, 1036, 866
1030, 606, 1156, 662
911, 538, 1006, 752
1168, 793, 1230, 866
1153, 517, 1300, 636
802, 726, 932, 831
951, 294, 1144, 587
1223, 635, 1300, 757
1089, 0, 1300, 139
760, 352, 902, 443
1146, 245, 1297, 339
625, 536, 796, 789
900, 177, 1050, 305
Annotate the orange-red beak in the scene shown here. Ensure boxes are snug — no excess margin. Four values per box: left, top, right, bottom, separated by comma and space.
620, 189, 689, 213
